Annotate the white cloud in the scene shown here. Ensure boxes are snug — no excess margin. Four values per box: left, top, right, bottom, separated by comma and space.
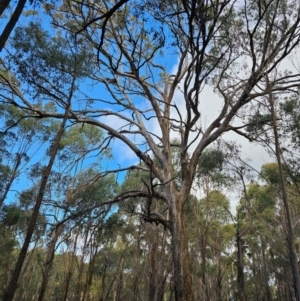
102, 47, 300, 196
100, 113, 140, 165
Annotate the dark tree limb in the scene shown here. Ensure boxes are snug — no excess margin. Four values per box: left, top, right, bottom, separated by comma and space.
75, 0, 130, 59
0, 0, 11, 17
0, 0, 27, 52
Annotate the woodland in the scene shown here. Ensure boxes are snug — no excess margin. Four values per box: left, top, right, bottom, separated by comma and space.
1, 0, 300, 301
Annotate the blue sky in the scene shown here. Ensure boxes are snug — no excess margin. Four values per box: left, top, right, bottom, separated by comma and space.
0, 2, 180, 206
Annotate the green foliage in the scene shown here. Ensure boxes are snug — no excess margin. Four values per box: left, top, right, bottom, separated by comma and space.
59, 124, 107, 156
260, 162, 292, 185
8, 21, 91, 102
1, 205, 24, 227
281, 95, 300, 146
198, 149, 225, 176
260, 163, 281, 184
197, 148, 233, 188
246, 112, 272, 134
247, 182, 276, 212
199, 190, 231, 223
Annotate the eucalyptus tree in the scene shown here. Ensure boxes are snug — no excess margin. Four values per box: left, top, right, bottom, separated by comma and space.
0, 21, 96, 301
245, 87, 300, 299
0, 102, 56, 207
265, 81, 300, 300
118, 168, 172, 301
234, 164, 298, 301
4, 0, 300, 300
36, 123, 113, 301
188, 190, 233, 301
186, 147, 234, 300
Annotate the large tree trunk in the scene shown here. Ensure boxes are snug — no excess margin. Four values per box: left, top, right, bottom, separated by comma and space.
169, 196, 195, 301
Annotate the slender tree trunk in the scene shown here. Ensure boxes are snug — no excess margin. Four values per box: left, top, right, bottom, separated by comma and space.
268, 82, 300, 301
38, 223, 64, 301
115, 259, 124, 301
103, 253, 125, 301
0, 152, 21, 207
62, 234, 78, 301
200, 236, 208, 300
82, 249, 97, 301
170, 195, 195, 301
76, 228, 90, 301
131, 227, 141, 301
99, 255, 107, 301
251, 257, 259, 301
3, 106, 70, 301
217, 269, 222, 301
148, 225, 158, 301
236, 171, 253, 301
203, 178, 211, 301
155, 228, 170, 301
236, 233, 247, 301
262, 248, 272, 301
216, 253, 223, 301
146, 225, 168, 301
